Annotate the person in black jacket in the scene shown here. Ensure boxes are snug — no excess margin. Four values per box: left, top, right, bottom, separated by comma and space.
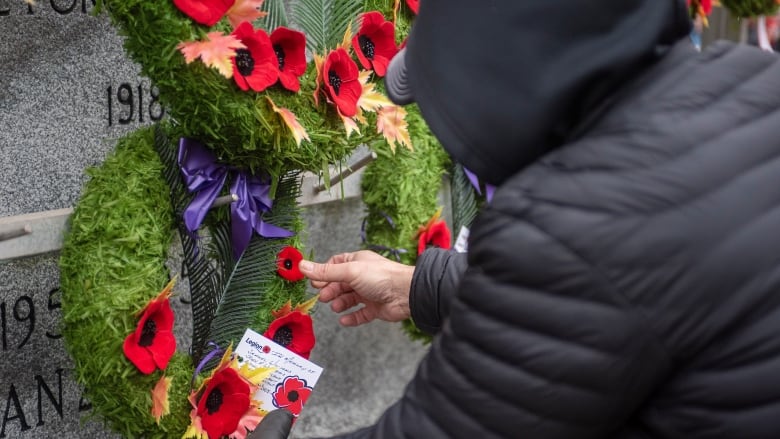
293, 0, 780, 437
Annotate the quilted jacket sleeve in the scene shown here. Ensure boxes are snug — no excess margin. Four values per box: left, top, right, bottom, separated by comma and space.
408, 248, 469, 335
324, 203, 672, 438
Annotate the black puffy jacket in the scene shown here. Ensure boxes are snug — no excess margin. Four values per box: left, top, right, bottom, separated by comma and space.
331, 40, 780, 438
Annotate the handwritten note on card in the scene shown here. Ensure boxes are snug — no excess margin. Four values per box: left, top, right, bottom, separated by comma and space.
235, 328, 323, 417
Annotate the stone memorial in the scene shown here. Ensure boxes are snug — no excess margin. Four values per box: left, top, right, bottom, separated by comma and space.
0, 2, 428, 437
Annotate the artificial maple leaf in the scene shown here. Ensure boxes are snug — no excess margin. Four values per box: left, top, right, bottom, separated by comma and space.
231, 407, 266, 439
312, 53, 325, 106
271, 301, 293, 319
340, 19, 354, 50
358, 71, 391, 113
151, 375, 172, 425
267, 97, 310, 147
226, 0, 268, 29
340, 110, 361, 138
271, 295, 319, 319
377, 105, 412, 153
177, 32, 246, 79
294, 295, 319, 315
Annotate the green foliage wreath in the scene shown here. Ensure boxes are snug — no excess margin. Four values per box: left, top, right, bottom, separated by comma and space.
59, 0, 457, 436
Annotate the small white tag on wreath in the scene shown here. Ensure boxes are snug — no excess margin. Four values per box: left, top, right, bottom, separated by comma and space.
235, 328, 324, 418
454, 226, 470, 253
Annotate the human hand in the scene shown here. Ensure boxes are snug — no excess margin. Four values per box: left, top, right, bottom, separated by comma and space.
298, 251, 415, 327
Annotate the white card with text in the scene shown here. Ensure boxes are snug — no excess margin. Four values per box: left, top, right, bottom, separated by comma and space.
235, 328, 324, 417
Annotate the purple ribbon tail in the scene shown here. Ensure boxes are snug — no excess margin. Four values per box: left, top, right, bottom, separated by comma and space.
463, 167, 482, 196
485, 184, 495, 203
230, 173, 294, 259
463, 166, 495, 203
191, 341, 224, 389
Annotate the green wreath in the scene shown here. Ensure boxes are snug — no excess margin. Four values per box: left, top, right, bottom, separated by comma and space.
59, 0, 440, 437
720, 0, 779, 18
60, 125, 308, 437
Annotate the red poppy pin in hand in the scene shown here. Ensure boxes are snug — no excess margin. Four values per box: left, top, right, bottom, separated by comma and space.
123, 279, 177, 375
277, 246, 305, 281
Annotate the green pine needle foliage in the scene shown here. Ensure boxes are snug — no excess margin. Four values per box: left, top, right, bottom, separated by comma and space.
96, 0, 380, 179
720, 0, 779, 17
60, 127, 191, 437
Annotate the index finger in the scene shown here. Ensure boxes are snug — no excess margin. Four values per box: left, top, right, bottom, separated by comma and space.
299, 259, 358, 283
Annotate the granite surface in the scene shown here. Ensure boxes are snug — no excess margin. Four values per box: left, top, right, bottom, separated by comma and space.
0, 5, 427, 438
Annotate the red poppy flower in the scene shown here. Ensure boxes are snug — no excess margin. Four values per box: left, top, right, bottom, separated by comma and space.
270, 27, 307, 92
196, 367, 251, 439
322, 48, 362, 117
405, 0, 419, 14
687, 0, 712, 15
263, 311, 315, 359
122, 281, 176, 375
173, 0, 234, 26
231, 22, 279, 92
276, 246, 304, 281
272, 376, 312, 416
352, 12, 398, 77
417, 220, 451, 255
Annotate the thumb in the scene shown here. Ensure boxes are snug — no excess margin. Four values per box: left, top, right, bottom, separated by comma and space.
299, 259, 356, 283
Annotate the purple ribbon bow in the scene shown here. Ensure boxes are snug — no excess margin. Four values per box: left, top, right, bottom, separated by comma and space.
178, 138, 294, 259
463, 167, 495, 203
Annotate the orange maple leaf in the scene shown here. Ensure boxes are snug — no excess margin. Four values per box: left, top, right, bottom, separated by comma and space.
377, 105, 412, 153
151, 375, 172, 425
267, 97, 310, 147
312, 53, 325, 106
271, 301, 293, 319
226, 0, 268, 29
271, 295, 319, 319
177, 32, 246, 79
358, 71, 391, 114
340, 19, 354, 50
340, 109, 361, 138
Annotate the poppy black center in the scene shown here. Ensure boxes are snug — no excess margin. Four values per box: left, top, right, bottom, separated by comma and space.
328, 70, 341, 95
138, 319, 156, 347
287, 390, 299, 402
205, 388, 223, 415
358, 35, 375, 60
283, 259, 293, 270
273, 44, 285, 71
273, 325, 293, 347
235, 49, 255, 76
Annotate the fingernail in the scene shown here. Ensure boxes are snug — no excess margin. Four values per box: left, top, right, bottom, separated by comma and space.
299, 260, 313, 273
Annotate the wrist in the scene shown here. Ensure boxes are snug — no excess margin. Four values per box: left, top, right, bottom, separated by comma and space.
391, 263, 414, 318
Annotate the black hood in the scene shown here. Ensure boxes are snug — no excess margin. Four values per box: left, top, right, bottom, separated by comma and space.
402, 0, 691, 185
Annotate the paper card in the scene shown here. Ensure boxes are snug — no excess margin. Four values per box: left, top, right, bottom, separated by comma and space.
235, 328, 324, 417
